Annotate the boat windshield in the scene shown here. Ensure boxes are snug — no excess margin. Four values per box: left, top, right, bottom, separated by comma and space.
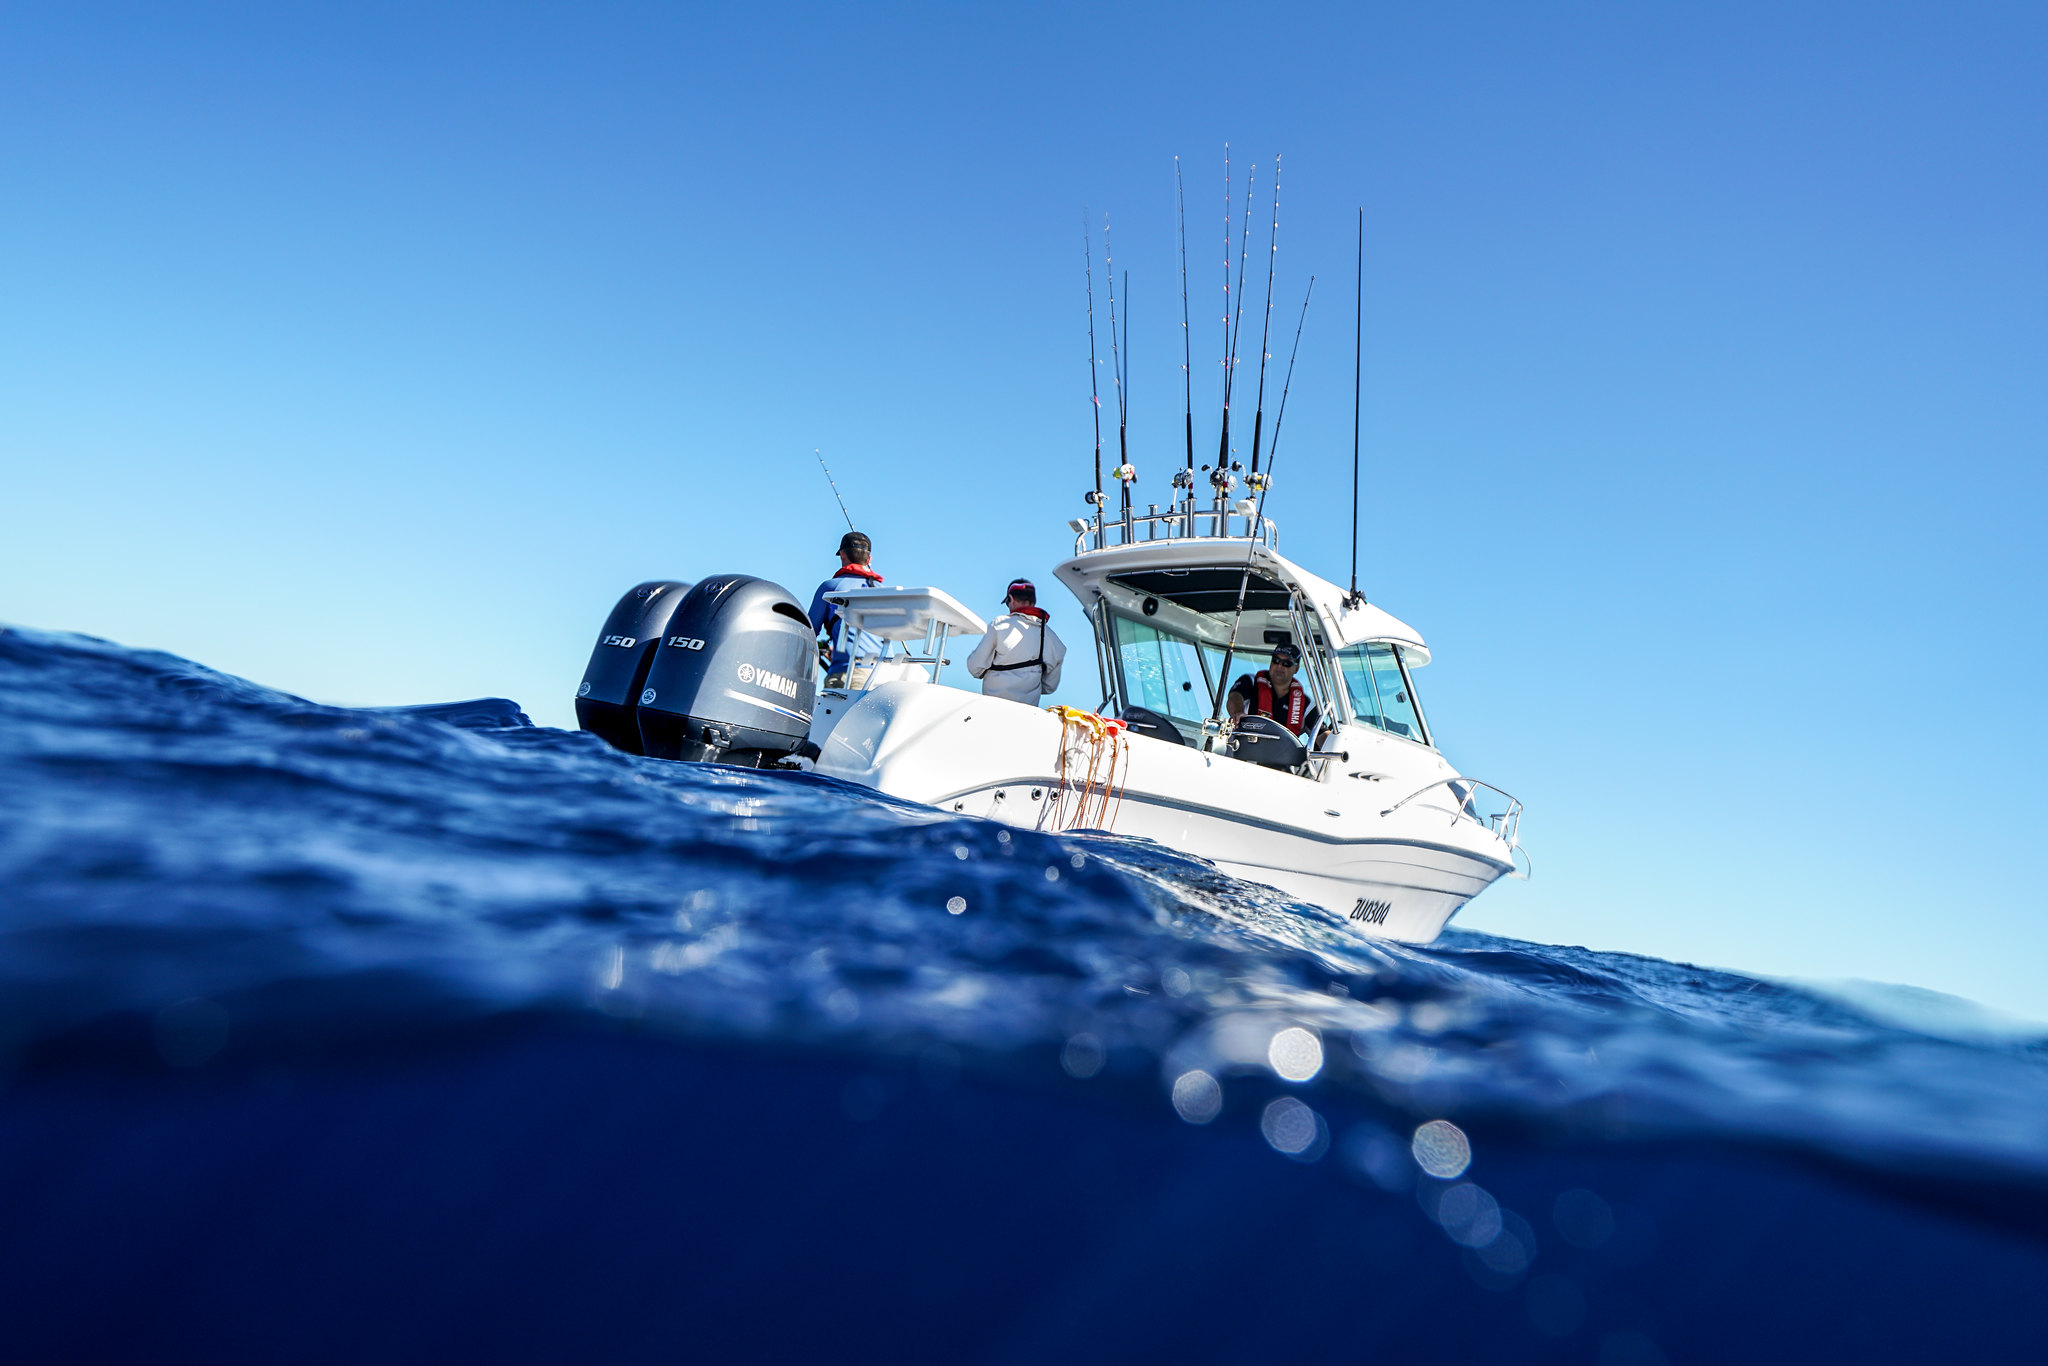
1111, 616, 1220, 727
1337, 643, 1429, 744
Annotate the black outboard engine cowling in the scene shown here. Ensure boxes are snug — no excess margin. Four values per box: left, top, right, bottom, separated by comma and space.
575, 580, 693, 755
636, 575, 819, 767
1227, 715, 1306, 771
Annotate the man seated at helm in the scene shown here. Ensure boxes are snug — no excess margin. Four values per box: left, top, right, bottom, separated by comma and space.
1225, 641, 1322, 738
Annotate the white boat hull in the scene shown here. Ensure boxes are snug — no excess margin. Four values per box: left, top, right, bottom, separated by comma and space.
812, 682, 1516, 943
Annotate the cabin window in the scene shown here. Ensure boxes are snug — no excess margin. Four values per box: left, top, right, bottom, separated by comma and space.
1111, 616, 1214, 724
1337, 643, 1428, 744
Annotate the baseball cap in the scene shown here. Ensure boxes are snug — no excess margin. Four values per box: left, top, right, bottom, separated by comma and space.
1005, 578, 1037, 604
1270, 642, 1301, 666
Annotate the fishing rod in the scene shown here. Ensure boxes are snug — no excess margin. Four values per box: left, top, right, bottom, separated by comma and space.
1265, 278, 1316, 473
1082, 211, 1105, 540
1247, 154, 1282, 485
1174, 157, 1195, 505
1205, 276, 1316, 751
1216, 157, 1256, 488
1215, 146, 1231, 488
1105, 225, 1131, 519
1119, 270, 1134, 513
1349, 206, 1364, 608
814, 448, 855, 532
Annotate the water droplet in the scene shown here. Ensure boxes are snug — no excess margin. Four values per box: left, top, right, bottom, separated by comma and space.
1434, 1181, 1502, 1247
1171, 1070, 1222, 1124
1411, 1119, 1472, 1179
1267, 1026, 1323, 1082
1061, 1033, 1105, 1078
1261, 1096, 1327, 1159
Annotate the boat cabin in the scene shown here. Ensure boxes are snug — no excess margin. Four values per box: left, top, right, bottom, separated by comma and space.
1054, 509, 1436, 768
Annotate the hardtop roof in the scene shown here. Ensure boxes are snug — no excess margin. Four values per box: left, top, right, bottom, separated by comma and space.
1053, 538, 1431, 663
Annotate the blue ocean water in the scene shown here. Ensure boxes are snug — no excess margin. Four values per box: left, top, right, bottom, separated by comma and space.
2, 625, 2045, 1363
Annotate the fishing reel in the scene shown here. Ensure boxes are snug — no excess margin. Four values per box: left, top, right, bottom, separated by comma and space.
1082, 489, 1106, 509
1208, 461, 1239, 494
1111, 463, 1137, 485
1170, 467, 1195, 492
1245, 470, 1272, 494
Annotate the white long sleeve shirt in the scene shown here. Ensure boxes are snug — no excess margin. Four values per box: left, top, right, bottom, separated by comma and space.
965, 610, 1066, 706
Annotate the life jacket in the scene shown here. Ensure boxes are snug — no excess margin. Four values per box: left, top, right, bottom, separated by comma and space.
815, 562, 885, 671
1253, 670, 1308, 734
983, 606, 1051, 683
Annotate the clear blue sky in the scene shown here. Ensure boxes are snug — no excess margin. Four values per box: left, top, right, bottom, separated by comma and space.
5, 4, 2044, 1017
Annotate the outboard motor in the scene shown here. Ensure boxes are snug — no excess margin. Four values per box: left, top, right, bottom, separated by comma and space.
1227, 715, 1305, 771
636, 575, 819, 767
575, 580, 693, 754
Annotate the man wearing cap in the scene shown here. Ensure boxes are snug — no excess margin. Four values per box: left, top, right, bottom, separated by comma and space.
966, 579, 1067, 708
1226, 642, 1322, 737
809, 531, 885, 688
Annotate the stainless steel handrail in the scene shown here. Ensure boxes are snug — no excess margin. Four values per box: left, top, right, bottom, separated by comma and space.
1073, 502, 1279, 554
1380, 776, 1523, 846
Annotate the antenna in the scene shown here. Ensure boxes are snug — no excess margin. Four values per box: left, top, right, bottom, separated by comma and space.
1175, 157, 1195, 494
1248, 154, 1281, 480
815, 448, 855, 532
1206, 276, 1316, 749
1083, 211, 1105, 538
1349, 206, 1364, 608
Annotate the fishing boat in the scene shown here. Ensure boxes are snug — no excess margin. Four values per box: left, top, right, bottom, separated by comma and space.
570, 157, 1526, 942
570, 494, 1525, 942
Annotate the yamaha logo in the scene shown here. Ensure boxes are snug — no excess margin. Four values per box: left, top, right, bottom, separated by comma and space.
577, 681, 591, 697
640, 688, 656, 705
1350, 898, 1392, 925
738, 663, 800, 698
